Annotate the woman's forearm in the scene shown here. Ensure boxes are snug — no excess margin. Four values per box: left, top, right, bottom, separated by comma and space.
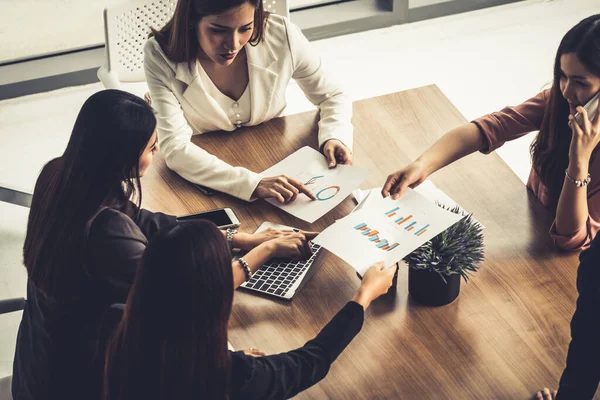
555, 161, 590, 236
231, 242, 275, 289
416, 123, 485, 175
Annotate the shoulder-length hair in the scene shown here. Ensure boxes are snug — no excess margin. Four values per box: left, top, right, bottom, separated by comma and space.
104, 221, 234, 400
23, 90, 156, 299
150, 0, 268, 64
531, 14, 600, 209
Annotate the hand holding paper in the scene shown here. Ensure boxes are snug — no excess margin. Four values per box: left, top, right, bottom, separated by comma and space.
262, 147, 369, 223
314, 189, 462, 275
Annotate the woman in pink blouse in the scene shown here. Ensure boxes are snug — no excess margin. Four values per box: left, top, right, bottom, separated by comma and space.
383, 15, 600, 252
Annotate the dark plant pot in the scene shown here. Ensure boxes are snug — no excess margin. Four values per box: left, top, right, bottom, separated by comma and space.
408, 267, 460, 306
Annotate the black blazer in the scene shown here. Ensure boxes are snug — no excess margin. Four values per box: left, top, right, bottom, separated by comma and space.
557, 233, 600, 399
11, 207, 176, 400
230, 301, 364, 399
100, 302, 364, 399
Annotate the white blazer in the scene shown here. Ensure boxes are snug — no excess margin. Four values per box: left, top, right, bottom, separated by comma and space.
144, 14, 353, 201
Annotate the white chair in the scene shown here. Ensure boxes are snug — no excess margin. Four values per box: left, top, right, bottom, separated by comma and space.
98, 0, 289, 90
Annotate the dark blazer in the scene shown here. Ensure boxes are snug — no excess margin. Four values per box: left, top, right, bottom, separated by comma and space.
11, 207, 176, 400
101, 301, 364, 399
557, 233, 600, 399
230, 301, 364, 399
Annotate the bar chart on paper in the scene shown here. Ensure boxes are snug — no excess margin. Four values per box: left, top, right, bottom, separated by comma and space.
385, 207, 430, 236
314, 189, 463, 274
353, 222, 399, 251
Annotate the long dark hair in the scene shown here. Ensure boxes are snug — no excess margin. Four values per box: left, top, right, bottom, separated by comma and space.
23, 90, 156, 299
150, 0, 268, 63
531, 15, 600, 208
103, 221, 234, 400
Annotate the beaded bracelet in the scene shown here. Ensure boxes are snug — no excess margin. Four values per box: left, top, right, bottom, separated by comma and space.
565, 169, 591, 188
238, 257, 252, 281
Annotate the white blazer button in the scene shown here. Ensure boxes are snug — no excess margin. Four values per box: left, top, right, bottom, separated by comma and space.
233, 102, 239, 108
235, 113, 241, 118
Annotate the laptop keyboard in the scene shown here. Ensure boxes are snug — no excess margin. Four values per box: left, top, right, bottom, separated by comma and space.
241, 243, 322, 298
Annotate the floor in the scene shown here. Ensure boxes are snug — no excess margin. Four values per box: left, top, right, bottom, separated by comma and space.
1, 0, 599, 384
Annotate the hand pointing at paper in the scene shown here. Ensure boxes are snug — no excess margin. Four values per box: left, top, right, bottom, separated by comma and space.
252, 175, 317, 204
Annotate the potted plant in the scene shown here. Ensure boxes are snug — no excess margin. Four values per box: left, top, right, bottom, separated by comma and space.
404, 204, 484, 306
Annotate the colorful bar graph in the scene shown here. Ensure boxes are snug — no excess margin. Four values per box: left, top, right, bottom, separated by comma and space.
414, 224, 430, 236
385, 207, 400, 215
355, 215, 431, 253
397, 215, 413, 225
405, 221, 417, 230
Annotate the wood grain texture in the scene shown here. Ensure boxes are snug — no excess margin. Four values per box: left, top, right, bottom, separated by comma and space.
141, 85, 584, 399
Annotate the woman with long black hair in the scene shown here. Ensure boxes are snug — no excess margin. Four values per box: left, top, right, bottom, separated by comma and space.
11, 89, 312, 400
103, 220, 396, 400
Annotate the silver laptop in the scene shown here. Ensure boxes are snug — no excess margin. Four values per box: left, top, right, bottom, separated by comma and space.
238, 222, 325, 300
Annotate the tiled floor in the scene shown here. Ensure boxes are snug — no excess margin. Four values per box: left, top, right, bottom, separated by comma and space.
1, 0, 599, 383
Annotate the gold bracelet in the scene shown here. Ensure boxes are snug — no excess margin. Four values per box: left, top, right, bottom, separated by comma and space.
238, 257, 252, 281
565, 169, 591, 188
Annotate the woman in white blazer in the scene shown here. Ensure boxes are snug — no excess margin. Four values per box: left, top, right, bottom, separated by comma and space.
144, 0, 354, 202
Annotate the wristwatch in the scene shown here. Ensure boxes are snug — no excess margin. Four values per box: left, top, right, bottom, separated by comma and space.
226, 228, 238, 248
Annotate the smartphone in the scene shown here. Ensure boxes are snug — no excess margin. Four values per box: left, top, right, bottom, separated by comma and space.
176, 207, 240, 229
569, 91, 600, 129
193, 183, 216, 196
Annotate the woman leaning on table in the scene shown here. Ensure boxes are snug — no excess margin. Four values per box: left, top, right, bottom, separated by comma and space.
382, 15, 600, 251
102, 220, 397, 400
144, 0, 353, 203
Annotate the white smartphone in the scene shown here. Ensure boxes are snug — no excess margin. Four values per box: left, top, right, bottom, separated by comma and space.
569, 91, 600, 129
176, 207, 240, 229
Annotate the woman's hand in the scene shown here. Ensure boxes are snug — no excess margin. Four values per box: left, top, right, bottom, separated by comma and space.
322, 139, 353, 168
535, 388, 557, 400
382, 160, 429, 200
352, 262, 397, 309
253, 175, 316, 204
236, 227, 303, 250
243, 348, 266, 358
266, 231, 319, 260
568, 106, 600, 174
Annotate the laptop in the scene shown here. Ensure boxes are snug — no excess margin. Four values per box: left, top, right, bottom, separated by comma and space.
238, 222, 325, 300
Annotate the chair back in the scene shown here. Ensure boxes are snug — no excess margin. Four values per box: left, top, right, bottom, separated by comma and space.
102, 0, 178, 86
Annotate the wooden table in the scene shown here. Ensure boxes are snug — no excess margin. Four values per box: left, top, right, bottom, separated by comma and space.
142, 85, 584, 399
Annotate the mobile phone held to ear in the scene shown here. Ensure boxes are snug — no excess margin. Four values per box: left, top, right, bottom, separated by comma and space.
569, 91, 600, 129
176, 207, 240, 229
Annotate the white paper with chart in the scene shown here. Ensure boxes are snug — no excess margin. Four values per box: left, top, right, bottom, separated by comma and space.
262, 147, 370, 223
313, 189, 462, 275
